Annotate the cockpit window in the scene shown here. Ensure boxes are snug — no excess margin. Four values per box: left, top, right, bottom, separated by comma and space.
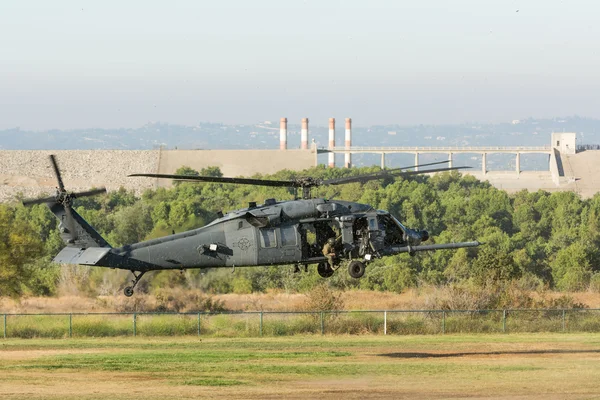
390, 215, 407, 232
379, 214, 405, 245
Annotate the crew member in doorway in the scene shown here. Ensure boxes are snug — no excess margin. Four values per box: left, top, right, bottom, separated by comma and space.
322, 236, 341, 267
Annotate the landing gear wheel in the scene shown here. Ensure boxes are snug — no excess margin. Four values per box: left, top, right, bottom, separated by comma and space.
317, 262, 335, 278
123, 271, 146, 297
348, 261, 366, 279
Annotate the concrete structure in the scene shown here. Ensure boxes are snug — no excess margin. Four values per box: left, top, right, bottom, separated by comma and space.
279, 118, 287, 150
0, 148, 318, 202
0, 119, 318, 202
552, 132, 576, 154
301, 118, 309, 150
320, 131, 600, 197
328, 118, 335, 168
1, 128, 599, 203
0, 150, 159, 203
327, 145, 551, 174
345, 118, 352, 168
156, 149, 316, 187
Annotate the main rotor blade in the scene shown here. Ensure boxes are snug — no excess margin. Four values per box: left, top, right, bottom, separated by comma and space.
72, 188, 107, 198
383, 160, 450, 173
321, 161, 451, 186
324, 166, 471, 186
49, 155, 66, 192
22, 196, 58, 206
128, 173, 297, 188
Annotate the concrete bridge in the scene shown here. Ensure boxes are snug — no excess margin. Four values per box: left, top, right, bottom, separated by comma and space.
321, 145, 552, 174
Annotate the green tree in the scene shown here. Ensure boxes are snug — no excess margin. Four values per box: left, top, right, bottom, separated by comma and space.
200, 166, 223, 178
471, 247, 520, 286
551, 242, 592, 291
0, 206, 44, 297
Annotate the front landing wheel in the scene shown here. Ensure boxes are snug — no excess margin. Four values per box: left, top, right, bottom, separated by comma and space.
124, 286, 134, 297
348, 261, 366, 279
317, 262, 335, 278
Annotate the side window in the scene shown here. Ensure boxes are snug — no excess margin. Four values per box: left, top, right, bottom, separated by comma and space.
368, 217, 378, 231
280, 225, 297, 247
259, 228, 276, 248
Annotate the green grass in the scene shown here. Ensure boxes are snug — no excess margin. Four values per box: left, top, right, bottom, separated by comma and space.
2, 334, 600, 399
4, 310, 600, 338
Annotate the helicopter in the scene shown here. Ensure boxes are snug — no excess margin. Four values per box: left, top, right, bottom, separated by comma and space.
22, 155, 481, 297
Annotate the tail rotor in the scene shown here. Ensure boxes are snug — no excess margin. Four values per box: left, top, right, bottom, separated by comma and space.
22, 155, 107, 243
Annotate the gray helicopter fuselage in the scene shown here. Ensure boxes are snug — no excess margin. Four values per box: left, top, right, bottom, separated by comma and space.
30, 154, 481, 297
110, 198, 374, 271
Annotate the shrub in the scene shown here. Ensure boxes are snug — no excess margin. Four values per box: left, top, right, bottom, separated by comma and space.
302, 283, 344, 312
589, 273, 600, 293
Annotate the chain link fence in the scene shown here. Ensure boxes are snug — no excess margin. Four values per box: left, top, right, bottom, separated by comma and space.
2, 309, 600, 338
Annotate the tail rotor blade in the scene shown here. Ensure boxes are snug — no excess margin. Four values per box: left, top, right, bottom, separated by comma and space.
22, 196, 58, 206
49, 155, 66, 192
72, 188, 107, 198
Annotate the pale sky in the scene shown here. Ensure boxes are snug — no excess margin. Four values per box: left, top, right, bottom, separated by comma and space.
1, 0, 599, 129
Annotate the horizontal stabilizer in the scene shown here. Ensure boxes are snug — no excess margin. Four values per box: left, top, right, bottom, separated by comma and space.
53, 247, 111, 265
54, 246, 165, 271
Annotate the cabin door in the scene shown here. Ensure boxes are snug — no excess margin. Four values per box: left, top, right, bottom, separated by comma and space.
256, 224, 301, 265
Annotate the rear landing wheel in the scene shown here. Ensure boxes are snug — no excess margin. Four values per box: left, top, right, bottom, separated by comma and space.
317, 262, 334, 278
123, 271, 146, 297
348, 261, 366, 279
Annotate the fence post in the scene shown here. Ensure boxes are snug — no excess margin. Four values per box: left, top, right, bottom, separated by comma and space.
133, 313, 137, 337
562, 309, 566, 333
69, 314, 72, 338
197, 312, 201, 336
503, 310, 506, 333
259, 312, 263, 337
384, 311, 387, 335
320, 312, 324, 335
442, 311, 446, 334
3, 314, 6, 339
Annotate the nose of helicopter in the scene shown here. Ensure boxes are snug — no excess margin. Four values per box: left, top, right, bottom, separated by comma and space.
403, 228, 430, 244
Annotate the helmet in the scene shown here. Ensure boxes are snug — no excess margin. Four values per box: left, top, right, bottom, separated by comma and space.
327, 237, 336, 245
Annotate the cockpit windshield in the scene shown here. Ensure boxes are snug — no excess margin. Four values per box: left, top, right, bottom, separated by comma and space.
378, 214, 406, 245
390, 215, 407, 233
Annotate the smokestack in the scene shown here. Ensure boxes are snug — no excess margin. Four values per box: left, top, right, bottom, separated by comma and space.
328, 118, 335, 168
279, 118, 287, 150
301, 118, 309, 150
345, 118, 352, 168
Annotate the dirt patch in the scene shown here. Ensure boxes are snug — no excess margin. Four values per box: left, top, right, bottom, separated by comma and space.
0, 348, 114, 361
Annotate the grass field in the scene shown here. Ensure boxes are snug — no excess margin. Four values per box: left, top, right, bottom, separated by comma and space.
2, 334, 600, 399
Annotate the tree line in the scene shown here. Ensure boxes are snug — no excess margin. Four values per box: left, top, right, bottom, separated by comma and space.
1, 165, 599, 298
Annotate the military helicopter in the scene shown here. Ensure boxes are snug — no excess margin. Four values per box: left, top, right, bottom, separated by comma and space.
22, 155, 481, 297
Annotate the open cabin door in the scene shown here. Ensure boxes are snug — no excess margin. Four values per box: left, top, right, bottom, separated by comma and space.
367, 216, 385, 252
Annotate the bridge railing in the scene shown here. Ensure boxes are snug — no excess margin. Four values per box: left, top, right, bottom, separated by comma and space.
323, 146, 552, 152
577, 144, 600, 151
2, 308, 598, 338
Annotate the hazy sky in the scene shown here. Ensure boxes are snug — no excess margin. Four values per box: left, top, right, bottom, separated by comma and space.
1, 0, 599, 129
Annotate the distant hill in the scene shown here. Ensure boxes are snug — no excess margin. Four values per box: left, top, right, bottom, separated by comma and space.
1, 116, 599, 151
